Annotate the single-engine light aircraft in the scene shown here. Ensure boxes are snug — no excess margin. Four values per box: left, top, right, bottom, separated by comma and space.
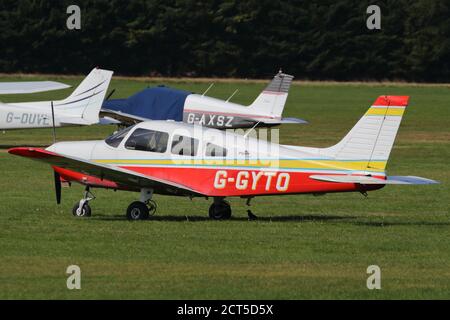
9, 95, 437, 220
0, 68, 113, 130
101, 71, 307, 129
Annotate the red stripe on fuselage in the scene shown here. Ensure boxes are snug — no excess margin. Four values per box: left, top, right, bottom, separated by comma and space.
183, 109, 280, 120
120, 166, 384, 196
53, 165, 384, 196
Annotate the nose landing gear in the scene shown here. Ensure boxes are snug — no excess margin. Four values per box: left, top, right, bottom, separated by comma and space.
72, 186, 94, 217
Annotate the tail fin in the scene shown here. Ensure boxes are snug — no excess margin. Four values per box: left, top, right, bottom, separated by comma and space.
322, 96, 409, 171
248, 71, 294, 117
54, 68, 113, 124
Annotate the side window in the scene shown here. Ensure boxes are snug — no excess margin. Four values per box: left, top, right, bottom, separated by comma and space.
125, 128, 169, 153
105, 125, 134, 148
205, 143, 227, 157
171, 135, 198, 156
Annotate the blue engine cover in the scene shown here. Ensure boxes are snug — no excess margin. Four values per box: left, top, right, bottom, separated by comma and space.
102, 86, 191, 121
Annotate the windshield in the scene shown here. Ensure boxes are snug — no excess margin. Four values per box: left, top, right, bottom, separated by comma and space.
105, 125, 135, 148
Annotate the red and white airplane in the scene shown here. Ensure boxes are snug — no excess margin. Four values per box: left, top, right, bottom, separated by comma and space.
9, 95, 437, 220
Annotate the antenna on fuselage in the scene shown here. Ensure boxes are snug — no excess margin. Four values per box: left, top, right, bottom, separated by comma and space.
201, 83, 215, 97
225, 89, 239, 103
243, 121, 260, 139
50, 101, 56, 144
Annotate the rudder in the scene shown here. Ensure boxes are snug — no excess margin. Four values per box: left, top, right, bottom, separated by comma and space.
322, 96, 409, 171
55, 68, 113, 124
248, 71, 294, 117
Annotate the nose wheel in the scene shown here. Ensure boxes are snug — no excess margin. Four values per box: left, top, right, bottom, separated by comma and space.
209, 198, 232, 220
72, 202, 92, 217
72, 186, 94, 217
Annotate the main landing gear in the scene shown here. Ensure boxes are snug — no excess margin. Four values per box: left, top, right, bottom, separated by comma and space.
72, 186, 94, 217
70, 188, 241, 222
208, 198, 232, 220
126, 188, 157, 221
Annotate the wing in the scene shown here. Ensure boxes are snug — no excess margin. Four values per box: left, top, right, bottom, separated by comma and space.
9, 147, 205, 196
0, 81, 71, 94
309, 175, 438, 185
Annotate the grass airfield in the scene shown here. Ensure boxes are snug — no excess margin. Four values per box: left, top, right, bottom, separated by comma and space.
0, 76, 449, 299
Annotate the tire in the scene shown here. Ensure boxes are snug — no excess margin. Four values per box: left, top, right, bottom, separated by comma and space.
208, 200, 232, 220
72, 202, 92, 217
126, 201, 150, 221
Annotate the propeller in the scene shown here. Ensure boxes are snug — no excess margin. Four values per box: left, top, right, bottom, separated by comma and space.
54, 171, 62, 204
105, 88, 116, 101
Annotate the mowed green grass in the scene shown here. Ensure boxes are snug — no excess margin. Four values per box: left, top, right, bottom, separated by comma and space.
0, 76, 449, 299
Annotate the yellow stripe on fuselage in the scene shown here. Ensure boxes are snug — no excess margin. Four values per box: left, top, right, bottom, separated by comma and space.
365, 107, 405, 116
94, 159, 388, 172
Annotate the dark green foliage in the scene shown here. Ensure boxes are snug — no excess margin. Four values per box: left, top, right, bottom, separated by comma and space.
0, 0, 449, 81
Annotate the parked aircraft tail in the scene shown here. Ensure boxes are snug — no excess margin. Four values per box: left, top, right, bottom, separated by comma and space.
54, 68, 114, 124
308, 95, 438, 185
248, 71, 294, 118
322, 96, 409, 171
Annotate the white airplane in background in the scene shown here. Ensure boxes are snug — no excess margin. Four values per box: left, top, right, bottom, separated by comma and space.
182, 71, 306, 128
0, 68, 113, 130
101, 71, 307, 129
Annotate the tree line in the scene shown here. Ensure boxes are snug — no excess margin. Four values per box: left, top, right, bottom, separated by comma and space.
0, 0, 449, 82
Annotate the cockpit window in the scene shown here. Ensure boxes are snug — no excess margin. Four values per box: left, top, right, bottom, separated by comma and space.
205, 143, 227, 157
171, 135, 198, 156
125, 128, 169, 153
105, 125, 134, 148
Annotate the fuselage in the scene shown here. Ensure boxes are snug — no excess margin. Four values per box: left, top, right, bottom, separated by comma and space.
0, 102, 57, 129
182, 94, 281, 129
0, 101, 81, 130
46, 121, 384, 197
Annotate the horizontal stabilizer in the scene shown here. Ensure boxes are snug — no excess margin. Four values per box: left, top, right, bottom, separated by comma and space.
0, 81, 71, 94
279, 117, 308, 124
310, 175, 438, 185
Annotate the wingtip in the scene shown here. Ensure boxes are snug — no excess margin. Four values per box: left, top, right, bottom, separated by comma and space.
8, 147, 55, 158
8, 147, 34, 156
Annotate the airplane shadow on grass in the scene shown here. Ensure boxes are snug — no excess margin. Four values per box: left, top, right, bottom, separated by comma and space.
91, 213, 450, 226
91, 213, 358, 223
353, 221, 450, 227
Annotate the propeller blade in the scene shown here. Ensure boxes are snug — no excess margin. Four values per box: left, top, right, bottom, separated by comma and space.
54, 171, 62, 204
105, 88, 116, 101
